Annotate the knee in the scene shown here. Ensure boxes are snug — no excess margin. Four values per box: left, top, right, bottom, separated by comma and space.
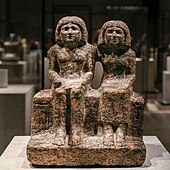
71, 88, 82, 98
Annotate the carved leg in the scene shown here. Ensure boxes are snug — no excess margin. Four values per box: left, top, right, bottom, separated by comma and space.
100, 90, 115, 146
84, 92, 99, 136
115, 124, 126, 145
103, 124, 114, 146
100, 90, 115, 123
52, 88, 67, 146
69, 89, 84, 146
111, 90, 130, 146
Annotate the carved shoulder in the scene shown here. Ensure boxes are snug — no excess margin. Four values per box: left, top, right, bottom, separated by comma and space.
47, 44, 60, 60
127, 48, 136, 59
84, 43, 97, 55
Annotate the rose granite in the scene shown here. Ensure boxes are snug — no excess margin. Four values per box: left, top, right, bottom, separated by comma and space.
27, 17, 146, 166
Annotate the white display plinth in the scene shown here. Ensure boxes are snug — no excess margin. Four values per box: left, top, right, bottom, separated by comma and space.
134, 58, 143, 93
0, 85, 34, 155
44, 57, 51, 89
0, 136, 170, 170
0, 61, 27, 83
0, 69, 8, 88
162, 70, 170, 104
167, 56, 170, 71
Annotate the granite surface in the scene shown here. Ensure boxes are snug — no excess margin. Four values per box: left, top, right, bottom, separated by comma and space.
27, 17, 146, 166
1, 136, 170, 169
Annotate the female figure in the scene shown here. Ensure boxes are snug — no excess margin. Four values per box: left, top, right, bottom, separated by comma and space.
97, 20, 136, 146
48, 16, 96, 146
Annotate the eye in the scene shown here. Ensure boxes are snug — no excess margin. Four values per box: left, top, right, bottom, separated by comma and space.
107, 30, 113, 33
116, 30, 123, 34
71, 26, 77, 30
106, 28, 113, 33
64, 27, 69, 31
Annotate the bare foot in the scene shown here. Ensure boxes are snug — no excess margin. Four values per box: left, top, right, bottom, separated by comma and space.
69, 134, 81, 146
103, 125, 114, 146
115, 125, 125, 146
52, 129, 66, 146
103, 134, 114, 146
53, 135, 65, 146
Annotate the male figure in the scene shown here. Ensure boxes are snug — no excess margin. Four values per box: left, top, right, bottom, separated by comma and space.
48, 16, 96, 146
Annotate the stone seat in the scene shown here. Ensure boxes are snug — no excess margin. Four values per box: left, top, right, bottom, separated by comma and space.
31, 89, 144, 138
31, 89, 53, 135
129, 92, 145, 138
28, 89, 146, 166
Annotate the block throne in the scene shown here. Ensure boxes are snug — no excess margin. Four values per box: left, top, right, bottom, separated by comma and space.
27, 16, 146, 166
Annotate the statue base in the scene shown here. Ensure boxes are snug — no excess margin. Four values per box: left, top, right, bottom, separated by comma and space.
27, 133, 146, 166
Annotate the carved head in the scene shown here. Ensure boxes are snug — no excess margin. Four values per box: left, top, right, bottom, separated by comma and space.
104, 26, 125, 47
55, 16, 88, 48
97, 20, 131, 55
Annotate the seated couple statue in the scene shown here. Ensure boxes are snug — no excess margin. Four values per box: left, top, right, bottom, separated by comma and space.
27, 16, 146, 166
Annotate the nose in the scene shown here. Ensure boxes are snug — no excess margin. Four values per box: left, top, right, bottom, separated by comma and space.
112, 31, 117, 37
68, 28, 73, 34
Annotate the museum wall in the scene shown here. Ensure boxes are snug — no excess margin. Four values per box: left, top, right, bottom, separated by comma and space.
0, 0, 143, 43
0, 0, 41, 40
1, 0, 167, 49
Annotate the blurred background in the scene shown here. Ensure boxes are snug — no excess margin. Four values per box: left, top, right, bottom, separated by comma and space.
0, 0, 170, 155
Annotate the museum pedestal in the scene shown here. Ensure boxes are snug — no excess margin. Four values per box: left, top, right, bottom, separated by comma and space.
0, 69, 8, 87
134, 58, 143, 93
162, 70, 170, 104
132, 58, 155, 94
147, 58, 155, 92
0, 85, 34, 155
145, 101, 170, 152
44, 57, 51, 89
0, 136, 170, 169
0, 61, 27, 83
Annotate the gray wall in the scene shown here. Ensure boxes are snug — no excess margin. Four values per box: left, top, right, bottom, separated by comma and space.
0, 0, 41, 41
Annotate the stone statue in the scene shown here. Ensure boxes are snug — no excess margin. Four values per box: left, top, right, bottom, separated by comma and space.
48, 16, 95, 146
27, 17, 146, 167
97, 20, 136, 146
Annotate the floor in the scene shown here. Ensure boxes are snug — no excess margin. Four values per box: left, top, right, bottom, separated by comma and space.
144, 95, 170, 152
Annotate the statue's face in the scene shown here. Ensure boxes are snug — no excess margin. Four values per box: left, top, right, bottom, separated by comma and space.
105, 26, 125, 46
60, 23, 81, 43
